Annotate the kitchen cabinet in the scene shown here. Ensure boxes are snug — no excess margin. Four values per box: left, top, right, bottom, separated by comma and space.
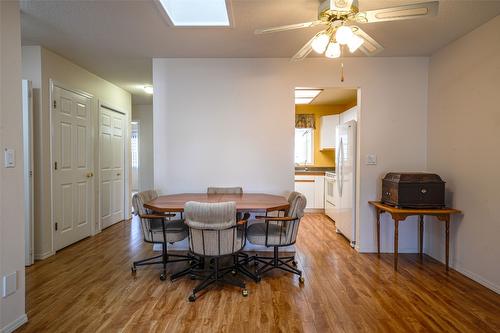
319, 114, 339, 150
339, 106, 358, 124
294, 175, 325, 209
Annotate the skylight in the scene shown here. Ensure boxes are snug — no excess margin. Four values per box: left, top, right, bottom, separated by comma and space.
159, 0, 230, 27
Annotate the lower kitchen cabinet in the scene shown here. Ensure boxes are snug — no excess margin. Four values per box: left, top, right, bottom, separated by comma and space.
294, 175, 325, 210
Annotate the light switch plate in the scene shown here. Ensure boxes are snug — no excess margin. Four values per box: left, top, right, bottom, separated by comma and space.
2, 272, 17, 298
366, 154, 377, 165
4, 148, 15, 168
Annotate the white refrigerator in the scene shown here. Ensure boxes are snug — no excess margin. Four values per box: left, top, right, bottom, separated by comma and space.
333, 120, 357, 247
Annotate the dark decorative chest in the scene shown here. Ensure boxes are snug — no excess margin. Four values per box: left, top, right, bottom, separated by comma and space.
382, 173, 445, 209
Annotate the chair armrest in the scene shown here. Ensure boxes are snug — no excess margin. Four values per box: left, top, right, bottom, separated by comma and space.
140, 214, 168, 220
255, 216, 296, 222
159, 212, 177, 218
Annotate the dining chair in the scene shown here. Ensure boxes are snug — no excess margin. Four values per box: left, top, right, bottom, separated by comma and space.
247, 191, 306, 283
207, 186, 243, 194
183, 201, 249, 301
131, 190, 193, 281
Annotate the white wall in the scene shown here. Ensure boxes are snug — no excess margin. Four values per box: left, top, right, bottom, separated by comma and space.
132, 105, 154, 191
426, 16, 500, 292
0, 1, 27, 331
22, 46, 132, 259
153, 57, 429, 252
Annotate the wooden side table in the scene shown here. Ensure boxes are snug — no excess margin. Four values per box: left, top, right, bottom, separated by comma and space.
368, 201, 461, 271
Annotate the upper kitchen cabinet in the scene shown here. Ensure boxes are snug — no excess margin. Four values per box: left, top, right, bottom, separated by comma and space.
319, 114, 339, 150
339, 106, 358, 124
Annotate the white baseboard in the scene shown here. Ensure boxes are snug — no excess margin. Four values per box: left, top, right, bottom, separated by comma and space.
452, 264, 500, 294
1, 313, 27, 333
360, 246, 500, 294
426, 254, 500, 294
34, 250, 54, 261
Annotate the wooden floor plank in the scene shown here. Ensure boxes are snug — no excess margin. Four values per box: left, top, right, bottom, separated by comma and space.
17, 214, 500, 333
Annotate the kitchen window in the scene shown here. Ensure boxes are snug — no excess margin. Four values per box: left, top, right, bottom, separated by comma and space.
295, 128, 314, 165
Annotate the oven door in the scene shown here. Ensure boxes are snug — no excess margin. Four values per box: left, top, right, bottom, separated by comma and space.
325, 177, 335, 205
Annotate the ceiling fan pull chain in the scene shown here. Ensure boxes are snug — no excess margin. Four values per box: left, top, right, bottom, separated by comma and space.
340, 46, 345, 82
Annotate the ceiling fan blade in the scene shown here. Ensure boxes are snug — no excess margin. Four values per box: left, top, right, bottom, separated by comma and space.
352, 26, 384, 56
291, 34, 319, 62
356, 1, 438, 23
255, 20, 324, 35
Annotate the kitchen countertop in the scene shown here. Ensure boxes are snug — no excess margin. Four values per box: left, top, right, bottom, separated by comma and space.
295, 166, 335, 176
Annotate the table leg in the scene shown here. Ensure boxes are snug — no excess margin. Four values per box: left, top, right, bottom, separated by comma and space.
376, 209, 381, 255
445, 215, 450, 271
394, 219, 399, 271
419, 215, 424, 259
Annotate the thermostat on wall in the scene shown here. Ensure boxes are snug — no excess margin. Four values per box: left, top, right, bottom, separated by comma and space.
366, 154, 377, 165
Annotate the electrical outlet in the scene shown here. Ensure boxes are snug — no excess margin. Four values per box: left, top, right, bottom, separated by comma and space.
366, 154, 377, 165
2, 272, 17, 298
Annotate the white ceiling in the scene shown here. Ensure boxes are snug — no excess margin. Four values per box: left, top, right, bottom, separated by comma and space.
20, 0, 500, 104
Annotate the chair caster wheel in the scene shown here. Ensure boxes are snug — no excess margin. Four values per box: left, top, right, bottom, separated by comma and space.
190, 274, 196, 280
256, 276, 261, 283
160, 273, 167, 281
292, 260, 298, 267
231, 270, 237, 275
242, 289, 249, 297
188, 294, 196, 302
299, 276, 305, 284
131, 265, 137, 273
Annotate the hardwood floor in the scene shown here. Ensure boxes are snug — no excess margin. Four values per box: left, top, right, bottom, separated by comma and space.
18, 214, 500, 332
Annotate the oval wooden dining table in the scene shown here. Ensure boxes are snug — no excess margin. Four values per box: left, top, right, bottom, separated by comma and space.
144, 193, 290, 213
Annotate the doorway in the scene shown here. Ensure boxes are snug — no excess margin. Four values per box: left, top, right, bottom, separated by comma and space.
131, 121, 140, 193
293, 87, 358, 247
51, 85, 93, 251
99, 105, 126, 229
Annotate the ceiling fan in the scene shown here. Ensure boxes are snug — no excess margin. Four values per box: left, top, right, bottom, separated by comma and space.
255, 0, 439, 61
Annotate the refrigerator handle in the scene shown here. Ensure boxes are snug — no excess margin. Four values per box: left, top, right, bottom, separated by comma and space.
337, 137, 343, 196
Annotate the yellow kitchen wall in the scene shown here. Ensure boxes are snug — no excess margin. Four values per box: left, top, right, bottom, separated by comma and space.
295, 104, 350, 167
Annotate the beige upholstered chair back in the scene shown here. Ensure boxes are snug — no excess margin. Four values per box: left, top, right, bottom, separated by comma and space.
287, 191, 307, 219
264, 191, 306, 246
132, 190, 160, 242
285, 191, 307, 244
207, 187, 243, 194
184, 201, 244, 256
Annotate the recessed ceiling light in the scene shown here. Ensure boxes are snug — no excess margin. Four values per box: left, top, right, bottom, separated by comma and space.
295, 98, 314, 105
158, 0, 230, 27
295, 89, 323, 99
143, 85, 154, 94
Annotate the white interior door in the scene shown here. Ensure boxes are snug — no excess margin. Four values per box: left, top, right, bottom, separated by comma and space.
52, 86, 93, 251
100, 106, 125, 229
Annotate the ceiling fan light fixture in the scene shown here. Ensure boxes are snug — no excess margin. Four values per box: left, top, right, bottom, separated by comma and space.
311, 33, 330, 54
335, 25, 353, 45
325, 42, 341, 58
347, 34, 364, 53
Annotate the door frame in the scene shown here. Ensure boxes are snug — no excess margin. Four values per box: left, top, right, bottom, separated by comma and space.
96, 101, 130, 233
23, 80, 34, 266
49, 79, 96, 253
131, 121, 141, 192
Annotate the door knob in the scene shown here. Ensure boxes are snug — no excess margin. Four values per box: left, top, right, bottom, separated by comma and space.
117, 173, 121, 176
86, 172, 93, 178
